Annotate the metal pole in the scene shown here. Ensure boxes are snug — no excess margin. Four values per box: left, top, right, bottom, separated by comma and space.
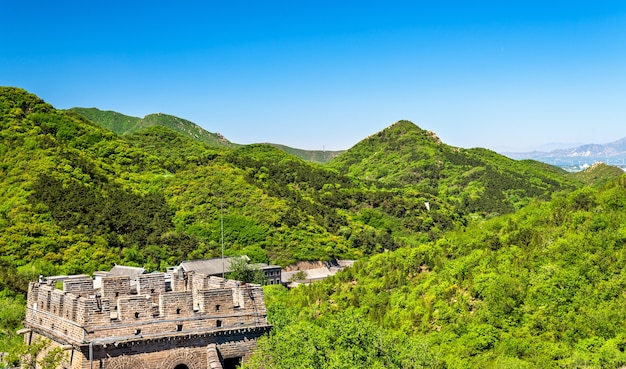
221, 199, 225, 278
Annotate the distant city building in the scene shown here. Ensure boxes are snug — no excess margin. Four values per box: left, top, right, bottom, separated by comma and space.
20, 265, 271, 369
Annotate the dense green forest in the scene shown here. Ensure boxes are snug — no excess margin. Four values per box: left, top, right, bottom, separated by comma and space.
71, 107, 344, 163
328, 120, 578, 215
2, 87, 625, 367
70, 107, 237, 148
248, 179, 626, 368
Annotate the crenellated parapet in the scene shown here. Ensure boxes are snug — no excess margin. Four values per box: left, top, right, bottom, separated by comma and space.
22, 268, 271, 369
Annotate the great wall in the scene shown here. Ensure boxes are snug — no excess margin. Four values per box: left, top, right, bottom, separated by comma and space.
20, 267, 271, 369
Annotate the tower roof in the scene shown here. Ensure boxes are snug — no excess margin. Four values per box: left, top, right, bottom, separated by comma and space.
180, 256, 248, 276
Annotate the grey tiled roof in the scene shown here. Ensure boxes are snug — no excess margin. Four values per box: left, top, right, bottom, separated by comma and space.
180, 257, 244, 276
249, 263, 282, 271
109, 265, 145, 279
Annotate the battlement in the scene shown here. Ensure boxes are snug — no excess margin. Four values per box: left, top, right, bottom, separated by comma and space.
24, 271, 269, 349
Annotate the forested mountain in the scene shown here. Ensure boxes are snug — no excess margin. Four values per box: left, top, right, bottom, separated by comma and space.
2, 88, 376, 273
71, 107, 342, 163
570, 162, 625, 187
3, 87, 622, 366
4, 88, 380, 353
0, 89, 486, 280
70, 107, 236, 148
250, 178, 626, 368
329, 120, 579, 216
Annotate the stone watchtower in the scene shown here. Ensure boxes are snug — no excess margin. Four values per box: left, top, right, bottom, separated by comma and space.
21, 269, 271, 369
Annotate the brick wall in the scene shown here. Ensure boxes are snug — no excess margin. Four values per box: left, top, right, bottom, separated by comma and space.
63, 278, 95, 297
137, 273, 165, 303
23, 272, 271, 369
101, 276, 131, 299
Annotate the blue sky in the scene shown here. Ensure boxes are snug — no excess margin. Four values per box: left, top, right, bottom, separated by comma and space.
2, 1, 625, 151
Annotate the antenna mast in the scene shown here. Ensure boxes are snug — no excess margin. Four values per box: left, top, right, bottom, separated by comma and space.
221, 199, 225, 278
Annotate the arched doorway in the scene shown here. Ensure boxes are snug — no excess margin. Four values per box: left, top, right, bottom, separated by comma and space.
223, 357, 242, 369
107, 356, 147, 369
161, 349, 201, 369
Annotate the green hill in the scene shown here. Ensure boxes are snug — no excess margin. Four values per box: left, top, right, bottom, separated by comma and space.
570, 162, 625, 187
67, 107, 141, 132
2, 89, 357, 274
250, 175, 626, 368
70, 107, 237, 148
329, 120, 579, 216
1, 88, 585, 279
71, 107, 348, 163
0, 89, 474, 277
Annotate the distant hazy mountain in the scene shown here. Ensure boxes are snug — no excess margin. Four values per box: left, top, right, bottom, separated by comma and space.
504, 137, 626, 159
530, 142, 586, 152
502, 137, 626, 171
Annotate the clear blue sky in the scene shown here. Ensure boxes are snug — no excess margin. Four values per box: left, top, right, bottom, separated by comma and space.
2, 1, 625, 151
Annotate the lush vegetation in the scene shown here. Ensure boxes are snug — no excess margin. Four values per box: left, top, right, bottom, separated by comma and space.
72, 107, 344, 163
328, 121, 579, 216
226, 257, 267, 285
70, 107, 237, 148
3, 87, 625, 367
0, 88, 470, 354
67, 107, 141, 134
248, 177, 626, 368
570, 162, 625, 187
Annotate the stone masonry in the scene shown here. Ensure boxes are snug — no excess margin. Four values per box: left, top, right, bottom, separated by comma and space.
21, 269, 271, 369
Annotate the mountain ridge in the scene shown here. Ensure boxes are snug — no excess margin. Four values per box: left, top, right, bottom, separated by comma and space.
328, 120, 579, 216
503, 136, 626, 171
70, 107, 237, 149
71, 107, 342, 163
0, 88, 587, 273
